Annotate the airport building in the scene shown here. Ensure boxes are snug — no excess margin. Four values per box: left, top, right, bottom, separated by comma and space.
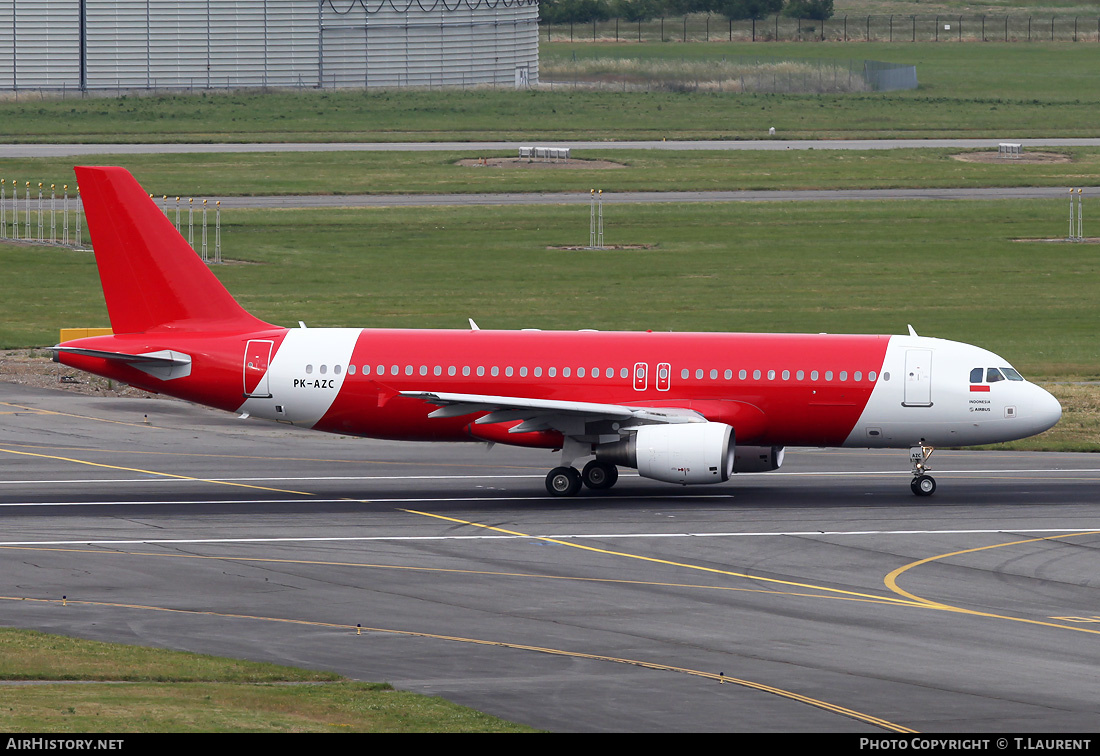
0, 0, 539, 91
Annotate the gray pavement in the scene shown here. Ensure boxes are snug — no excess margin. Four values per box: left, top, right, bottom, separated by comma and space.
2, 382, 1099, 732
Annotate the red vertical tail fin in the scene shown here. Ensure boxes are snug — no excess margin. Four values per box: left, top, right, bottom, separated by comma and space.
74, 166, 271, 335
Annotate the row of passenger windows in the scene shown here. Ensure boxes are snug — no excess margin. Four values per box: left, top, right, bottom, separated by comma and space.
302, 363, 883, 383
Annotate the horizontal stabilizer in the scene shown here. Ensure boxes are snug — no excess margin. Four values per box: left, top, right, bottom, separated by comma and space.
51, 346, 192, 381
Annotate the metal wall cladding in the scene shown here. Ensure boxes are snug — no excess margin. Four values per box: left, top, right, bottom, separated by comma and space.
2, 0, 82, 89
323, 2, 539, 88
0, 0, 538, 91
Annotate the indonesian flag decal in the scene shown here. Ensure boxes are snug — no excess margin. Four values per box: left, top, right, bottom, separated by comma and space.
970, 385, 991, 392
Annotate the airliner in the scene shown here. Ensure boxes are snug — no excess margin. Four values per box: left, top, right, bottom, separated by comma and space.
51, 167, 1062, 497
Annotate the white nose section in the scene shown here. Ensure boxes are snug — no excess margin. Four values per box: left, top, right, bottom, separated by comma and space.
1027, 384, 1062, 435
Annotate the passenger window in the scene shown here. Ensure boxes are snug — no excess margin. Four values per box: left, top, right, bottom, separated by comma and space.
987, 368, 1005, 383
305, 364, 313, 375
970, 367, 983, 383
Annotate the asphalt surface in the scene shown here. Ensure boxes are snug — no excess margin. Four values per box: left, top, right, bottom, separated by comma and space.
1, 382, 1098, 732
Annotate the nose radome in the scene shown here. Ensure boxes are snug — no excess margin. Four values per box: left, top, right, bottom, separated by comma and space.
1029, 384, 1062, 434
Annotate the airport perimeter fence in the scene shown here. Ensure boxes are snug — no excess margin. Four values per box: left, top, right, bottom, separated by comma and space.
542, 14, 1100, 44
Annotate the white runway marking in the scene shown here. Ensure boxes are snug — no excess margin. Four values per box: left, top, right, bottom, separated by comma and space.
0, 527, 1097, 548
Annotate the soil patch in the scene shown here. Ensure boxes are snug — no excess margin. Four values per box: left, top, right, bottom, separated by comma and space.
952, 150, 1071, 164
547, 244, 655, 250
0, 349, 161, 399
1014, 237, 1100, 243
457, 157, 625, 170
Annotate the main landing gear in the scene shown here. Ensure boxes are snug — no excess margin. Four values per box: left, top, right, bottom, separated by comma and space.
910, 445, 936, 497
546, 460, 618, 497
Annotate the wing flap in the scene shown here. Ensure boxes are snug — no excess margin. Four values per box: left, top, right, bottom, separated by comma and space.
401, 391, 706, 434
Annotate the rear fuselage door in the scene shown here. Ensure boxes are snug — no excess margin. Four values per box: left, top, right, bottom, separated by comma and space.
244, 339, 274, 398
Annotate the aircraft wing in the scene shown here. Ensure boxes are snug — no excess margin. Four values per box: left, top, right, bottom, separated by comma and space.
399, 390, 705, 435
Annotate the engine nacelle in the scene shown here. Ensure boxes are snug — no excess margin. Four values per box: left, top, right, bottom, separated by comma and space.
596, 422, 735, 485
733, 445, 785, 473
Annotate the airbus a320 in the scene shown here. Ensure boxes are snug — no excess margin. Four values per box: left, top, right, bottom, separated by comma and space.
52, 167, 1062, 497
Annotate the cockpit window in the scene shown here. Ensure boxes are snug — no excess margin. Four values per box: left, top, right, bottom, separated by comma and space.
1001, 367, 1024, 381
969, 367, 983, 383
986, 368, 1005, 383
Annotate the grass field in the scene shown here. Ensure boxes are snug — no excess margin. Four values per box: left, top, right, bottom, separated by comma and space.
2, 41, 1099, 142
4, 146, 1100, 199
2, 200, 1094, 377
0, 628, 533, 732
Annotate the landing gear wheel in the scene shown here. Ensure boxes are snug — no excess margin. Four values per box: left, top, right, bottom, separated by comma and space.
911, 475, 937, 497
582, 460, 618, 490
546, 466, 582, 497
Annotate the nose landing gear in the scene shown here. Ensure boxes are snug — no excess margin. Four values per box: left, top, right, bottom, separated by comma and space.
910, 445, 936, 496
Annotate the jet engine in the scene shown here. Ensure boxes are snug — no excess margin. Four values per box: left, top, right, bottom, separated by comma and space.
733, 445, 785, 473
595, 422, 735, 484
